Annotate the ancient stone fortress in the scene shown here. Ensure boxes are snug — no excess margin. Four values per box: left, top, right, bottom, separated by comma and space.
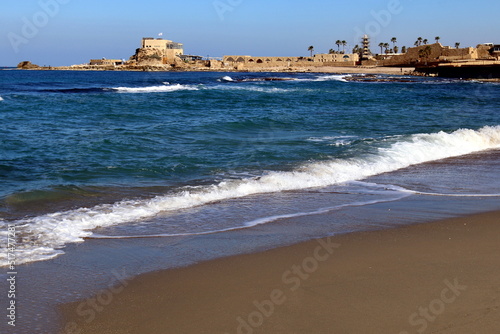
375, 43, 500, 67
222, 54, 359, 70
128, 37, 185, 66
94, 35, 500, 71
19, 35, 499, 73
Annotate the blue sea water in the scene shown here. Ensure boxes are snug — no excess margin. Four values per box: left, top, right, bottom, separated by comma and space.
1, 70, 500, 267
1, 70, 500, 333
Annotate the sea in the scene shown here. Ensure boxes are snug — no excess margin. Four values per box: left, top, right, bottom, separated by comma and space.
0, 70, 500, 333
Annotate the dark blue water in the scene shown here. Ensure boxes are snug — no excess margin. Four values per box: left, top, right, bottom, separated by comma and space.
0, 70, 500, 266
1, 70, 500, 334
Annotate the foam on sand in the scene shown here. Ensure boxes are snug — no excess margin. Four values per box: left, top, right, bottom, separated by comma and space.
1, 126, 500, 266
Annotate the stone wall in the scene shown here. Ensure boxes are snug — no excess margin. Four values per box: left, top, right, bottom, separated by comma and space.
377, 43, 483, 66
130, 47, 184, 66
222, 53, 359, 70
89, 59, 123, 66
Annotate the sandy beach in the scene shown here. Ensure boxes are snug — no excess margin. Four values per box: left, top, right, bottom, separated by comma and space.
59, 210, 500, 334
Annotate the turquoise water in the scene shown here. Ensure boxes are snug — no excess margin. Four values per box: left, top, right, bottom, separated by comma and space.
1, 70, 500, 266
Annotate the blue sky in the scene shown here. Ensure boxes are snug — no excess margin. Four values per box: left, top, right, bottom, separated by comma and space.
1, 0, 499, 66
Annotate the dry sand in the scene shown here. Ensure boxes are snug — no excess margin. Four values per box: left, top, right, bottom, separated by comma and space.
59, 211, 500, 334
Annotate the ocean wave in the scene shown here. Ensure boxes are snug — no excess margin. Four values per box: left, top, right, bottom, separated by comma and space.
307, 135, 358, 146
220, 76, 234, 82
209, 85, 293, 93
89, 195, 408, 239
296, 74, 350, 83
219, 76, 295, 83
314, 74, 350, 82
0, 96, 3, 101
113, 84, 199, 93
2, 125, 500, 266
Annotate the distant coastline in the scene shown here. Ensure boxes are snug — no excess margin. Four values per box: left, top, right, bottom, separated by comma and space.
9, 64, 500, 82
11, 36, 500, 80
10, 62, 414, 75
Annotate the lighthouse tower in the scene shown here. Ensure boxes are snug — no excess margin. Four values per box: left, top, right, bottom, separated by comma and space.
361, 35, 373, 59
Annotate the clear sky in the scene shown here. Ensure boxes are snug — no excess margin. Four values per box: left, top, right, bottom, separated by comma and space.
1, 0, 499, 66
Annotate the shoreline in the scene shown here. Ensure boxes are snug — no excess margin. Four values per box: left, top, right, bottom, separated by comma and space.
58, 210, 500, 334
8, 66, 500, 81
10, 65, 416, 75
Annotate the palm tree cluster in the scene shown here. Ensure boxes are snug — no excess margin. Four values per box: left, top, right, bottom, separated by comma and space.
377, 37, 403, 55
315, 36, 461, 58
418, 45, 433, 65
414, 36, 443, 47
329, 40, 347, 54
418, 46, 432, 58
413, 36, 460, 49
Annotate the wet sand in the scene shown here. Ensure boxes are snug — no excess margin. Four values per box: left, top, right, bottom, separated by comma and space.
59, 210, 500, 334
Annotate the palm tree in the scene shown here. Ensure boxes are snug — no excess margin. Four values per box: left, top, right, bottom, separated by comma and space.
423, 39, 428, 45
419, 46, 432, 64
417, 37, 423, 46
308, 46, 314, 58
394, 45, 399, 54
352, 45, 360, 54
341, 40, 347, 53
335, 40, 341, 52
329, 48, 335, 54
391, 37, 397, 47
455, 42, 460, 49
414, 41, 419, 47
435, 36, 440, 44
384, 43, 390, 54
425, 45, 432, 57
401, 46, 407, 53
378, 42, 384, 54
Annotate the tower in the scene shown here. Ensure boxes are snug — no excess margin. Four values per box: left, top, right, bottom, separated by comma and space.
361, 35, 372, 59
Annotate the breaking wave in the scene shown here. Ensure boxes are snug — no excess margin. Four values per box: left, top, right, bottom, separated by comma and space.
307, 135, 359, 146
2, 126, 500, 266
113, 83, 199, 93
295, 74, 350, 83
89, 196, 408, 239
220, 76, 234, 82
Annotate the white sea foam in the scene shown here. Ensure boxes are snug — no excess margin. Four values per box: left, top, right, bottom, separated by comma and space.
113, 84, 198, 93
221, 76, 234, 82
2, 126, 500, 266
314, 74, 350, 82
0, 96, 3, 101
307, 135, 358, 146
89, 195, 408, 239
209, 85, 292, 93
294, 74, 350, 83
